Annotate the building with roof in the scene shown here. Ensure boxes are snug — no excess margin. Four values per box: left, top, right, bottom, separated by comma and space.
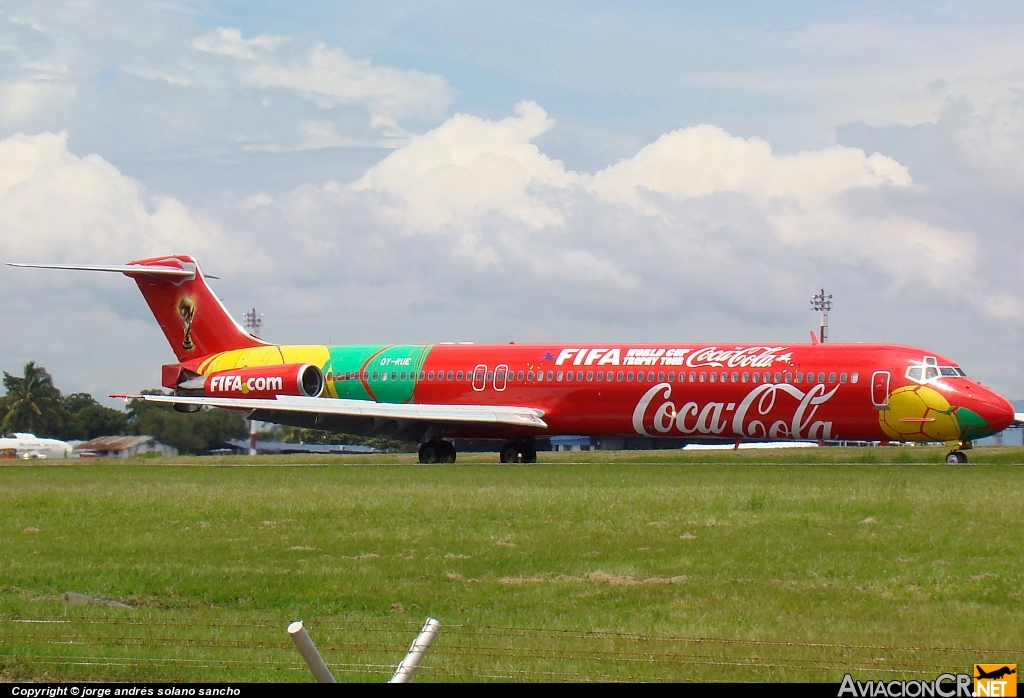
74, 436, 179, 458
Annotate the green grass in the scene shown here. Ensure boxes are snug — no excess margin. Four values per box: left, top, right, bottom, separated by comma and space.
1, 450, 1022, 682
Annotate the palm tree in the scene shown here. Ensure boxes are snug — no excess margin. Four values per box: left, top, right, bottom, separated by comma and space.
1, 361, 63, 435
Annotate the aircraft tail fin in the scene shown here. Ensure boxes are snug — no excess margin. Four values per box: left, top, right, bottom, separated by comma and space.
8, 256, 268, 361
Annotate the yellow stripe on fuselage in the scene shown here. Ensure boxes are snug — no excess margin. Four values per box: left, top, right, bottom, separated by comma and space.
199, 345, 330, 374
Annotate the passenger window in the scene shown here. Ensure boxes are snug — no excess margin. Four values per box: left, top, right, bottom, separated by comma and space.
828, 372, 837, 383
456, 371, 463, 381
428, 371, 434, 380
818, 372, 825, 383
658, 372, 666, 382
564, 371, 572, 382
851, 373, 859, 383
647, 372, 655, 382
784, 372, 792, 383
627, 372, 634, 382
400, 371, 407, 381
709, 372, 716, 383
517, 371, 525, 381
577, 371, 584, 381
419, 371, 425, 381
752, 372, 759, 382
528, 371, 535, 381
772, 372, 780, 382
616, 371, 624, 381
796, 372, 803, 383
668, 372, 675, 382
732, 372, 738, 383
586, 371, 594, 381
391, 371, 398, 381
689, 372, 696, 382
840, 373, 848, 383
372, 371, 379, 380
447, 371, 454, 381
742, 373, 748, 383
596, 372, 603, 382
547, 371, 554, 381
556, 371, 564, 381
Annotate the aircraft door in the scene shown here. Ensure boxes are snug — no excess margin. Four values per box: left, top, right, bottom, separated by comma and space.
871, 371, 890, 409
473, 364, 487, 392
494, 364, 508, 391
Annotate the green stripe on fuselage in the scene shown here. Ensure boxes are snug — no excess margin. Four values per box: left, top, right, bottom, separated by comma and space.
324, 344, 432, 403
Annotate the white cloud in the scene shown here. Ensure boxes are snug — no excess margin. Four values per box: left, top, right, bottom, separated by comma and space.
192, 27, 454, 129
0, 131, 226, 262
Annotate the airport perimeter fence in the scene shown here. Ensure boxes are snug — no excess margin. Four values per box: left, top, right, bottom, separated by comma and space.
1, 612, 1014, 683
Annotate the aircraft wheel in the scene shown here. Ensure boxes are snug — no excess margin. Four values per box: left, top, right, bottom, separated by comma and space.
522, 443, 537, 463
945, 451, 968, 464
440, 440, 457, 464
499, 442, 520, 464
419, 442, 438, 464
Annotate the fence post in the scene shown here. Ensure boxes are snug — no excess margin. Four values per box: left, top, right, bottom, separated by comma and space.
389, 617, 441, 683
288, 620, 336, 683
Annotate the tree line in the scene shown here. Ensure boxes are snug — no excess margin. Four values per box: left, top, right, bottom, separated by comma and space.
0, 361, 246, 454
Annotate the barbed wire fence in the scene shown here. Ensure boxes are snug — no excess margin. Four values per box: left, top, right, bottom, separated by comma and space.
1, 615, 1015, 682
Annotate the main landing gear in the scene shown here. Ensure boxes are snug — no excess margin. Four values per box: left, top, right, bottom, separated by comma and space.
945, 451, 968, 464
419, 439, 456, 464
499, 440, 537, 464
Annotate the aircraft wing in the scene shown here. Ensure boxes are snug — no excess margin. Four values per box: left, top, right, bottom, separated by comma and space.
118, 393, 548, 429
1015, 412, 1024, 425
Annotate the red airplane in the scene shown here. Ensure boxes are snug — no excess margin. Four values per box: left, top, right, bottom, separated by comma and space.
9, 255, 1017, 464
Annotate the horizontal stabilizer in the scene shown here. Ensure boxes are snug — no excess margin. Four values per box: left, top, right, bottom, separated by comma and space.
1015, 412, 1024, 425
7, 262, 195, 278
114, 394, 549, 430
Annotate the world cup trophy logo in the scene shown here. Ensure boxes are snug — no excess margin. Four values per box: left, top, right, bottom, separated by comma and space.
178, 296, 196, 351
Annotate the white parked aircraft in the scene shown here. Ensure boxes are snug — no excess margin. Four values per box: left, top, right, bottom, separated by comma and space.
0, 433, 74, 459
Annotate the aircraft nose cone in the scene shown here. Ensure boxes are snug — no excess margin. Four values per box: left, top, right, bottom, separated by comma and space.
971, 389, 1016, 435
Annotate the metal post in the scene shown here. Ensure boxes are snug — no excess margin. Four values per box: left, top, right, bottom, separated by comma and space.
389, 617, 441, 683
288, 620, 336, 683
810, 289, 833, 344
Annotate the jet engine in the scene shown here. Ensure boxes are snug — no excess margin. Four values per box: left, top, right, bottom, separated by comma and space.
178, 363, 325, 400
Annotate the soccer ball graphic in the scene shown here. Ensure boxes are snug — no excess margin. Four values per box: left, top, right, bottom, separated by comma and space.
878, 385, 961, 442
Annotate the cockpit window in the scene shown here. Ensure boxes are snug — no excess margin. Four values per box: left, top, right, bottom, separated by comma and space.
907, 359, 967, 384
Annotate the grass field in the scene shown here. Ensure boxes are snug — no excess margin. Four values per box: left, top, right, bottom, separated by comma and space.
2, 447, 1022, 682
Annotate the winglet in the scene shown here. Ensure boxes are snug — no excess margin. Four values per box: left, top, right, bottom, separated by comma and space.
809, 330, 820, 345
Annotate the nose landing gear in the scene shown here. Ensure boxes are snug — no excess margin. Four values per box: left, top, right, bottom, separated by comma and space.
944, 440, 972, 464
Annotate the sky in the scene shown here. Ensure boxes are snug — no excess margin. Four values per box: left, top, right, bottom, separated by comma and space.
2, 1, 1024, 404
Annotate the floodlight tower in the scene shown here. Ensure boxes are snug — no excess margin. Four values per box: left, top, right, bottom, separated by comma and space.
810, 289, 833, 343
241, 307, 265, 456
242, 307, 263, 338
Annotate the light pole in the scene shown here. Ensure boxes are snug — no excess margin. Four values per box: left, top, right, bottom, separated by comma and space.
242, 307, 263, 337
810, 289, 832, 343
